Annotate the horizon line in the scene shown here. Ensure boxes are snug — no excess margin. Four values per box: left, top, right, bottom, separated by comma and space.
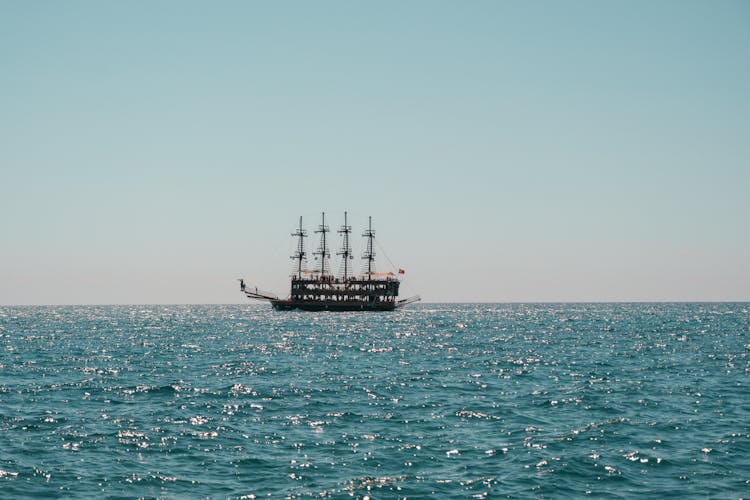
2, 300, 749, 307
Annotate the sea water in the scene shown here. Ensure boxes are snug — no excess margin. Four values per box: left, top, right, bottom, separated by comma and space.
0, 303, 748, 498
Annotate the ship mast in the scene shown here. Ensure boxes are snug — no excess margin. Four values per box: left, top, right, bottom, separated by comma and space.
291, 216, 307, 279
337, 211, 353, 280
314, 212, 330, 276
362, 216, 376, 278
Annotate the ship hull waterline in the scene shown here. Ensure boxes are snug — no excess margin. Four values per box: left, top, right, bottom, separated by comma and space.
270, 299, 398, 312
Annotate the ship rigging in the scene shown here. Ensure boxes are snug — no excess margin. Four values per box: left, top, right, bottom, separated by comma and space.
240, 212, 420, 311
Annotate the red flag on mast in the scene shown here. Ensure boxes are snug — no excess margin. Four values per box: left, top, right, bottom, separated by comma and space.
398, 269, 405, 274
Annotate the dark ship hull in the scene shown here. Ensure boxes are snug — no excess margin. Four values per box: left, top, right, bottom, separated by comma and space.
270, 299, 397, 312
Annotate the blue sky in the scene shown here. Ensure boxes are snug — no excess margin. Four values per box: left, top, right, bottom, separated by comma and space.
1, 1, 749, 304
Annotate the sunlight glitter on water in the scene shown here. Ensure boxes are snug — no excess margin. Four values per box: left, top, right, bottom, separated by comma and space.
0, 303, 748, 497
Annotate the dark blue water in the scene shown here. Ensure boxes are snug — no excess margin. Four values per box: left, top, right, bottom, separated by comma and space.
1, 303, 748, 497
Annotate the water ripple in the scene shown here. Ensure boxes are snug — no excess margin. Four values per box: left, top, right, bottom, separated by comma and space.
0, 303, 748, 497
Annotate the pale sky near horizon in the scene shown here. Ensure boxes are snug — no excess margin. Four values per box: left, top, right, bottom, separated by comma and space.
2, 1, 749, 304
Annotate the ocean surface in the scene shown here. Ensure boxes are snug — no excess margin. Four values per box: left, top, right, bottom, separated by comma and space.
0, 303, 748, 498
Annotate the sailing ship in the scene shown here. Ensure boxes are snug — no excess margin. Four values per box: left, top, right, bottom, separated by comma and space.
240, 212, 420, 311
